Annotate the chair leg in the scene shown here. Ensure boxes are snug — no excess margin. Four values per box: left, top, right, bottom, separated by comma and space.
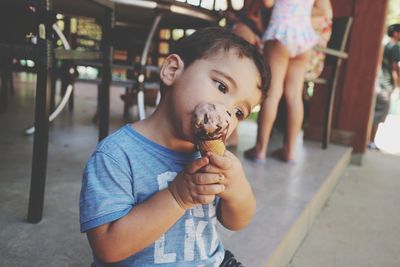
322, 103, 331, 149
8, 68, 14, 96
50, 67, 57, 113
0, 65, 8, 113
322, 59, 343, 149
322, 81, 335, 149
68, 87, 74, 111
122, 87, 131, 120
98, 9, 113, 142
93, 85, 100, 124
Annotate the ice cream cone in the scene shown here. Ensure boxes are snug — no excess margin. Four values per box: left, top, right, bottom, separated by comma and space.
198, 139, 225, 156
192, 103, 231, 156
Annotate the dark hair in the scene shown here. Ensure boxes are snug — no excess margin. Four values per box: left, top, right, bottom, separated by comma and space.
170, 27, 270, 99
387, 24, 400, 37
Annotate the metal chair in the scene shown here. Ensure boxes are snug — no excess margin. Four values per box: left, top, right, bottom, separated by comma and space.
309, 16, 353, 149
112, 0, 219, 120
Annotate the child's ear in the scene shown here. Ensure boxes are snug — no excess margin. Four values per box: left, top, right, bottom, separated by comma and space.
159, 54, 185, 86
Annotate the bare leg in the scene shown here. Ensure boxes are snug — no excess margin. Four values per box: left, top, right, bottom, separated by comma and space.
370, 123, 378, 143
244, 40, 289, 160
282, 50, 311, 160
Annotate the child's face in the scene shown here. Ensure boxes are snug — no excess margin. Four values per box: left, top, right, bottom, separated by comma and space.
162, 49, 262, 143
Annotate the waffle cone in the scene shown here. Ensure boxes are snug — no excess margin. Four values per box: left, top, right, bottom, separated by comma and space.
198, 139, 225, 156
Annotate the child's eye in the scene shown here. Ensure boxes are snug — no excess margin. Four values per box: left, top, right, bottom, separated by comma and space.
214, 80, 228, 94
235, 109, 245, 120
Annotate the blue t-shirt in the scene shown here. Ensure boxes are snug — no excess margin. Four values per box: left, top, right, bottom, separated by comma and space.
80, 124, 225, 266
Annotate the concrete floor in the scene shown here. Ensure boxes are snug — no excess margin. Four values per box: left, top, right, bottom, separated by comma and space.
1, 73, 351, 266
290, 150, 400, 267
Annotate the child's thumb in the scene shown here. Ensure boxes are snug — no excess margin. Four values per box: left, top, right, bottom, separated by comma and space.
186, 157, 209, 174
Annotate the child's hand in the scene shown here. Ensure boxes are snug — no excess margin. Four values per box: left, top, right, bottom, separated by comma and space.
200, 151, 255, 230
202, 150, 247, 202
168, 157, 226, 211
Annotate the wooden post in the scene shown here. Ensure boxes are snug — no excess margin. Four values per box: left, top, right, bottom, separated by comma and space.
335, 0, 388, 154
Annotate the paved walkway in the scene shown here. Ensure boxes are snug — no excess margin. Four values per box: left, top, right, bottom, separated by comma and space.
289, 150, 400, 267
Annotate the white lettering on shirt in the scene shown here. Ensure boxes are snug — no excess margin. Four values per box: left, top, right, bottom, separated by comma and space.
209, 217, 218, 254
195, 220, 208, 260
184, 219, 195, 261
153, 172, 222, 264
192, 205, 205, 218
184, 218, 208, 261
157, 171, 177, 190
154, 234, 176, 264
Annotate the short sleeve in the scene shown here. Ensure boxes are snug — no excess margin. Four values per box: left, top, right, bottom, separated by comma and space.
80, 151, 134, 232
390, 44, 400, 63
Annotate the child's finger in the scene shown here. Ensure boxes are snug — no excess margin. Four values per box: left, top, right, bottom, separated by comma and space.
193, 194, 216, 205
206, 152, 232, 170
200, 164, 222, 174
195, 168, 228, 186
186, 157, 209, 174
195, 183, 225, 195
192, 173, 225, 185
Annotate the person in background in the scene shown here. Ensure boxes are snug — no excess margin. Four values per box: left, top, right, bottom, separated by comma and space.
224, 0, 271, 148
224, 0, 267, 49
369, 23, 400, 149
244, 0, 332, 163
305, 0, 333, 82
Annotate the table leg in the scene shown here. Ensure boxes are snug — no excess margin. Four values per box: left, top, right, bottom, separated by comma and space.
27, 34, 52, 224
98, 9, 114, 142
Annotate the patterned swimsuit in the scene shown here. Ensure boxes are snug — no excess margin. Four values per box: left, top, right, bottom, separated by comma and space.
262, 0, 317, 57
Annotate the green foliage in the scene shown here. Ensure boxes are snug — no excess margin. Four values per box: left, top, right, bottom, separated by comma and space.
387, 0, 400, 25
247, 112, 258, 122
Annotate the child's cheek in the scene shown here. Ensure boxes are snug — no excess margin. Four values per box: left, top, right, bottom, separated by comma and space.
227, 122, 238, 139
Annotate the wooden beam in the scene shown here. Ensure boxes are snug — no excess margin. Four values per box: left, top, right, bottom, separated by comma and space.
335, 0, 388, 153
305, 0, 388, 154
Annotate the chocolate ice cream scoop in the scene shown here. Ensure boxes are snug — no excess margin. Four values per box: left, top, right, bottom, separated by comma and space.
192, 103, 231, 141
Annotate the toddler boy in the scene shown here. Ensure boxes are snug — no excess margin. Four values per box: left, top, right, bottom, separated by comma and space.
80, 27, 270, 266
